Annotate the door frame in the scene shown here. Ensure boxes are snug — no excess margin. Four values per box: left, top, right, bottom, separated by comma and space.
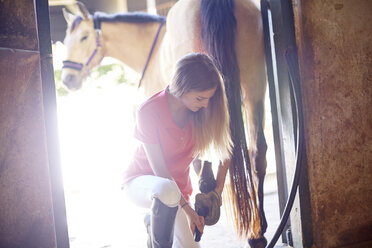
36, 0, 70, 247
262, 0, 313, 246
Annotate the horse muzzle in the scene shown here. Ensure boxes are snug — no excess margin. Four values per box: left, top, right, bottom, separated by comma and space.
62, 72, 83, 90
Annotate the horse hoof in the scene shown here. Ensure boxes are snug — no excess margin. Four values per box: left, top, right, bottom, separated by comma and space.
248, 237, 267, 248
195, 192, 220, 225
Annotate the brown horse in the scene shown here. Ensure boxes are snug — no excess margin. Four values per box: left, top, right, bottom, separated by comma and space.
61, 1, 268, 247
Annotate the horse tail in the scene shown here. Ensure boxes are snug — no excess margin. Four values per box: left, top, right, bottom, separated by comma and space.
200, 0, 260, 238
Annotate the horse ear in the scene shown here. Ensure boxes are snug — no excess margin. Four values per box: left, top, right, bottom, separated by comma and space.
62, 8, 74, 24
76, 1, 90, 19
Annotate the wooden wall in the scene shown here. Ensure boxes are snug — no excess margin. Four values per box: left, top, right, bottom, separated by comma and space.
293, 0, 372, 247
0, 0, 66, 247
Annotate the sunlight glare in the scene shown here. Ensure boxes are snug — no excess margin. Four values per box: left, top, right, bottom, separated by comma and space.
57, 73, 148, 247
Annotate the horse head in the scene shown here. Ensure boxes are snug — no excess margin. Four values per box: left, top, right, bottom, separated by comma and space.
62, 2, 103, 90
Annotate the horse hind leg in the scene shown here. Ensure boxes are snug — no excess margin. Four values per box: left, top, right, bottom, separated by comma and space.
192, 159, 216, 193
245, 99, 268, 247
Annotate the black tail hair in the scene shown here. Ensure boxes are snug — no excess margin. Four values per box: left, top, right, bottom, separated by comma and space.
200, 0, 260, 238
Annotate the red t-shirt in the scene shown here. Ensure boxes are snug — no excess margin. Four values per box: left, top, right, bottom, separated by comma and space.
123, 89, 195, 201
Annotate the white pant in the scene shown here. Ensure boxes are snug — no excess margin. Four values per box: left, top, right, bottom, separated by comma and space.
124, 175, 200, 248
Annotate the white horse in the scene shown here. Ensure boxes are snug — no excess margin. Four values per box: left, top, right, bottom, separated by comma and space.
62, 1, 267, 247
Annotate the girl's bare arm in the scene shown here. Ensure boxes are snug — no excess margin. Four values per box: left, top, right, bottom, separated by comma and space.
215, 159, 231, 204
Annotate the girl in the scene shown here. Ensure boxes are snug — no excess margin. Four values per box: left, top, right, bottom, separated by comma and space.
122, 53, 232, 248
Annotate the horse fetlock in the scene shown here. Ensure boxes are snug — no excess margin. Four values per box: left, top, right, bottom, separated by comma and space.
198, 161, 216, 194
260, 212, 268, 234
251, 149, 267, 178
199, 179, 217, 194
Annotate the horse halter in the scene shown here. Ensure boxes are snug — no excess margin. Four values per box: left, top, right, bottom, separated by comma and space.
62, 16, 102, 72
138, 19, 166, 88
62, 13, 166, 88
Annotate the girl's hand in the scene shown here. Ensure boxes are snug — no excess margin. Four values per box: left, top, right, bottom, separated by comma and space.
213, 189, 223, 207
182, 205, 205, 236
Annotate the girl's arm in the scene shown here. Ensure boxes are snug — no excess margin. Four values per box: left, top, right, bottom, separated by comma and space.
214, 159, 231, 205
143, 142, 205, 235
143, 143, 195, 208
143, 143, 172, 179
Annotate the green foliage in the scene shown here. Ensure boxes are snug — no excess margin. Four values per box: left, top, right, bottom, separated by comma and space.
93, 64, 116, 78
93, 64, 129, 85
54, 69, 70, 96
54, 63, 130, 97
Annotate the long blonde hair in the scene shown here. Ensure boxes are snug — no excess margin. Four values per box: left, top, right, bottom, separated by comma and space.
169, 53, 232, 161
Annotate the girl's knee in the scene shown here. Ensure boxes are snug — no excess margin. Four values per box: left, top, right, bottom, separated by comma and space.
153, 179, 181, 207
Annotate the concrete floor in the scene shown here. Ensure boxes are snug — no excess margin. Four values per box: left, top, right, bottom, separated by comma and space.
66, 172, 286, 248
199, 173, 283, 248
